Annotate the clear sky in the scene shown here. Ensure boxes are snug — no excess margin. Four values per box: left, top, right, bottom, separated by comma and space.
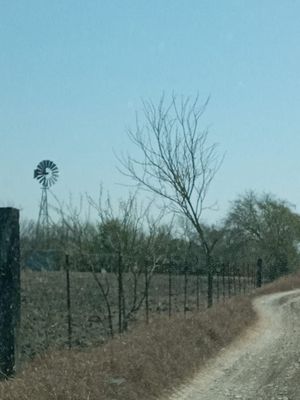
1, 0, 300, 224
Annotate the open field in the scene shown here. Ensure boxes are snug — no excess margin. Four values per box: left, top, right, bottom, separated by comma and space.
20, 269, 256, 363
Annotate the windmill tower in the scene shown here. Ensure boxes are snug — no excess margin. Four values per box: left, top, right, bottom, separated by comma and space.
34, 160, 59, 240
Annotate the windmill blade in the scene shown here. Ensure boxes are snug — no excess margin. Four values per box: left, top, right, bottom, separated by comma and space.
34, 160, 59, 187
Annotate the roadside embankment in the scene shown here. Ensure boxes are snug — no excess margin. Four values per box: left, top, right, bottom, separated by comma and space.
1, 272, 300, 400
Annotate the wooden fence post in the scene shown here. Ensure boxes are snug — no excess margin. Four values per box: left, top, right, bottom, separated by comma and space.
0, 208, 20, 378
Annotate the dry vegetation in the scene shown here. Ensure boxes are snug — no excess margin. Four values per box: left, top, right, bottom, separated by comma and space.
1, 271, 300, 400
256, 271, 300, 295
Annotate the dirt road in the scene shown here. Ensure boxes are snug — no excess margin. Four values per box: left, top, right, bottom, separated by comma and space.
167, 290, 300, 400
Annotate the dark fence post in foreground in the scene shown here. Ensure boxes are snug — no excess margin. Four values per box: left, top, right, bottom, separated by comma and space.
0, 208, 20, 378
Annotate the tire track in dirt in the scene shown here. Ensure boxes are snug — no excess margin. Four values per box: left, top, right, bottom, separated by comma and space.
165, 289, 300, 400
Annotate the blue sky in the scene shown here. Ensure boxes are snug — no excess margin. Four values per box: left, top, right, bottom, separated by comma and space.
1, 0, 300, 223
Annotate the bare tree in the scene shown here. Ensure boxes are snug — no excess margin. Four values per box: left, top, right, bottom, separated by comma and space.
88, 190, 164, 332
120, 95, 223, 306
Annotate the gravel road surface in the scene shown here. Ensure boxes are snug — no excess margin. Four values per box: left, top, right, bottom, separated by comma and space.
166, 289, 300, 400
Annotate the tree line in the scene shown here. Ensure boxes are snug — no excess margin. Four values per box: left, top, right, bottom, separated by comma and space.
21, 94, 300, 325
21, 190, 300, 280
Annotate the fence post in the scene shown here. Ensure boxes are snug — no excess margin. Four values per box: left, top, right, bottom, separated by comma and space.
144, 260, 149, 324
232, 264, 237, 295
196, 269, 200, 311
256, 258, 263, 288
237, 267, 241, 294
183, 264, 188, 314
227, 263, 231, 298
246, 263, 250, 292
252, 264, 256, 288
0, 208, 20, 378
216, 268, 220, 302
222, 263, 226, 301
168, 262, 172, 318
65, 254, 72, 349
207, 264, 213, 308
242, 264, 246, 294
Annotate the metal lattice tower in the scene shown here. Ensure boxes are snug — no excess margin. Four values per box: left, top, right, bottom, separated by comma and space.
37, 186, 49, 235
34, 160, 59, 240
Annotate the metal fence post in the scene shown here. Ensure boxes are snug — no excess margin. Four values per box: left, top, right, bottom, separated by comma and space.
168, 262, 172, 318
65, 254, 72, 349
256, 258, 263, 288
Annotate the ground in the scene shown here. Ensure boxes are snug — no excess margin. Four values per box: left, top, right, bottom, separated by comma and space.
166, 289, 300, 400
20, 269, 250, 362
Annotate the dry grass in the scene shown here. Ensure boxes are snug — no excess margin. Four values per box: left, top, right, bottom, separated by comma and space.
0, 297, 255, 400
255, 270, 300, 295
1, 271, 299, 400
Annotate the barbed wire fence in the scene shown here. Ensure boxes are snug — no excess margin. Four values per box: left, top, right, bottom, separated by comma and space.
19, 247, 264, 365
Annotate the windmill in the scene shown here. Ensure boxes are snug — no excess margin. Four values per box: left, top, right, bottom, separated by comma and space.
34, 160, 59, 239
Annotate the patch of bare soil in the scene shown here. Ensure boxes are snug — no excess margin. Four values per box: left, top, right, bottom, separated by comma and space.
165, 289, 300, 400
